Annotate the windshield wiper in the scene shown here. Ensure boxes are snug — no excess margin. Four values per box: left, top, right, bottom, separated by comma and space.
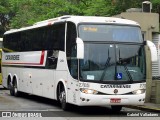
123, 64, 133, 82
100, 57, 111, 81
118, 49, 133, 82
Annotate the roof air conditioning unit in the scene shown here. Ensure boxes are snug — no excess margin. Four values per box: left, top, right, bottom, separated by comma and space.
142, 1, 152, 12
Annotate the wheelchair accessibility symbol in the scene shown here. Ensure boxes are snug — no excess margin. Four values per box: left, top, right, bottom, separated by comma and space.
116, 73, 122, 80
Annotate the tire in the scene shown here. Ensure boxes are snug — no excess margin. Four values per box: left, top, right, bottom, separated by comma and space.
13, 80, 20, 97
9, 81, 15, 96
58, 85, 69, 111
111, 105, 122, 112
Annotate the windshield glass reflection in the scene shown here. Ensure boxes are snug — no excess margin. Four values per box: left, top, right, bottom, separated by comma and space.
80, 44, 146, 82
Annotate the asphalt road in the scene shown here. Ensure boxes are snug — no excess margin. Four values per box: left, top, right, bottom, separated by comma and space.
0, 86, 159, 120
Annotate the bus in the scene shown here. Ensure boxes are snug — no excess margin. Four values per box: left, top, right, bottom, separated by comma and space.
2, 15, 157, 111
0, 38, 2, 85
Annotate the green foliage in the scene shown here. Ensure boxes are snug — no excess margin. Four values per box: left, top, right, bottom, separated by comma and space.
151, 0, 160, 14
0, 0, 11, 34
9, 0, 85, 28
0, 0, 160, 31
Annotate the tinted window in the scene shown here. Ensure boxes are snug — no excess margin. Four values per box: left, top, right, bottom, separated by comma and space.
3, 23, 65, 52
80, 44, 146, 82
45, 50, 59, 69
3, 33, 20, 52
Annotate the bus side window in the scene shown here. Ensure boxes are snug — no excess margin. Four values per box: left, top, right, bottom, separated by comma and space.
46, 50, 58, 69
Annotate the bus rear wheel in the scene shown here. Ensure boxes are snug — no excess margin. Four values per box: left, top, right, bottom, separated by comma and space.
111, 105, 122, 112
13, 80, 20, 97
9, 81, 14, 96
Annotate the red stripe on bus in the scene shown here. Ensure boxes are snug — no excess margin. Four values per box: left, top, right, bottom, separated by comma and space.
40, 50, 45, 65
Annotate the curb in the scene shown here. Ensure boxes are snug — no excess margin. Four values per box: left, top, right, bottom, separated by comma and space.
125, 105, 160, 113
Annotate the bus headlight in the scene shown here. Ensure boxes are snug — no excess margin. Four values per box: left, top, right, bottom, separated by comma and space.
80, 88, 98, 94
132, 89, 145, 95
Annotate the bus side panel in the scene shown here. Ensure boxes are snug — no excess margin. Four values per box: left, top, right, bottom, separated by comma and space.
19, 68, 55, 99
31, 69, 43, 96
19, 68, 33, 94
42, 70, 55, 99
2, 66, 8, 88
31, 69, 55, 99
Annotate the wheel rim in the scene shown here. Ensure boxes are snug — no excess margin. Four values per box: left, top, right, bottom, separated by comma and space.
13, 81, 18, 95
59, 90, 66, 103
14, 85, 18, 94
9, 82, 14, 96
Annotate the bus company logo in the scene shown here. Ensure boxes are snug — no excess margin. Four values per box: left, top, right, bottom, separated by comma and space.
100, 84, 131, 88
113, 89, 118, 94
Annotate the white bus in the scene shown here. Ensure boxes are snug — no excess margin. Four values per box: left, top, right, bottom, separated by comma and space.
2, 15, 157, 111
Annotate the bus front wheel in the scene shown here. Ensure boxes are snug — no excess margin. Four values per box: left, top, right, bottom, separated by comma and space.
58, 85, 69, 111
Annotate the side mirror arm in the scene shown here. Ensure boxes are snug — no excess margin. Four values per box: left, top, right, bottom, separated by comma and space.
146, 40, 158, 62
76, 38, 84, 59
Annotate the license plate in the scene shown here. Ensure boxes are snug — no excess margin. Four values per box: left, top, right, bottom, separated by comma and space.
110, 98, 121, 103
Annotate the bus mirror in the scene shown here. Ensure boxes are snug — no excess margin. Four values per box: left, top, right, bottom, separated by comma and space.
146, 40, 158, 62
76, 38, 84, 59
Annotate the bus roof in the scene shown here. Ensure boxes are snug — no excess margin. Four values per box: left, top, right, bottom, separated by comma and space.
4, 15, 140, 35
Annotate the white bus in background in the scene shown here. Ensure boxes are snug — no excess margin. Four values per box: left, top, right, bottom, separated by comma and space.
2, 15, 157, 112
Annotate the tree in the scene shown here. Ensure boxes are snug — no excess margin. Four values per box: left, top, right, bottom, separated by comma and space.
9, 0, 38, 28
1, 0, 160, 30
151, 0, 160, 15
9, 0, 84, 28
0, 0, 11, 36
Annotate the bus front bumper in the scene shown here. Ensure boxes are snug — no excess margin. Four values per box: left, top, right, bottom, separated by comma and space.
78, 93, 145, 106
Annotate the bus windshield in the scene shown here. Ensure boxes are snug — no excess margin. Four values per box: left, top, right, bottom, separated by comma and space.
79, 24, 146, 83
79, 24, 143, 42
